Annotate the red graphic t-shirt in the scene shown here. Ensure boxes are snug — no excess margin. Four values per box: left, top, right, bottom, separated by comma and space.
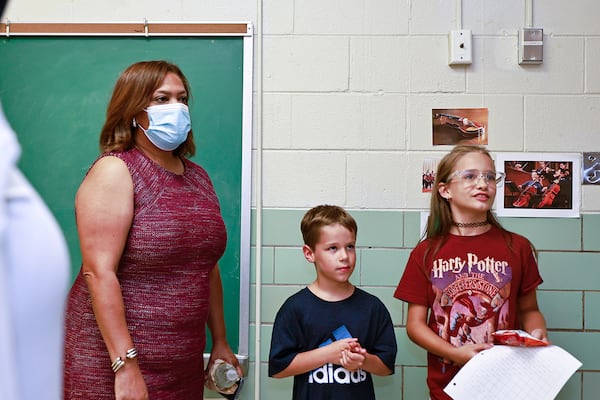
394, 226, 543, 400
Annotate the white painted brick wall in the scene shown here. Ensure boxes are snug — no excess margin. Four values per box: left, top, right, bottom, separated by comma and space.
290, 94, 405, 150
263, 36, 349, 92
525, 96, 600, 152
262, 94, 293, 149
468, 37, 584, 94
261, 150, 347, 207
4, 0, 600, 211
262, 0, 293, 35
346, 152, 409, 209
293, 0, 409, 35
585, 38, 600, 93
349, 37, 410, 93
409, 37, 467, 93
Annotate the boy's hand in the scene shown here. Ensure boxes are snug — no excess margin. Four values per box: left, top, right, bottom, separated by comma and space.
340, 346, 366, 371
325, 338, 359, 364
339, 340, 367, 371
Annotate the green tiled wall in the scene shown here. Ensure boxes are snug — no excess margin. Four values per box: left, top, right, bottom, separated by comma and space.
240, 209, 600, 400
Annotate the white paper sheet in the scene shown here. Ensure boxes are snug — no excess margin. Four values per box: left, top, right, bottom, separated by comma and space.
444, 345, 582, 400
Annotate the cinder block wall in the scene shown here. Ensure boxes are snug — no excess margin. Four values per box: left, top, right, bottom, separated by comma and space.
6, 0, 600, 399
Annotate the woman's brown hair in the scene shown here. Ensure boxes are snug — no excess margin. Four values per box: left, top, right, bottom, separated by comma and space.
99, 60, 196, 157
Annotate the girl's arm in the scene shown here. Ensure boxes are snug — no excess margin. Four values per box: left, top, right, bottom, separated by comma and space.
518, 290, 548, 342
406, 303, 491, 366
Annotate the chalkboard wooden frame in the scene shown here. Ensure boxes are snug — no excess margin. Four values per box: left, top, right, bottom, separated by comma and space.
0, 22, 253, 362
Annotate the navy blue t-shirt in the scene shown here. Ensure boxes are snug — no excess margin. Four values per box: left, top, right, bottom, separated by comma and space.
269, 287, 397, 400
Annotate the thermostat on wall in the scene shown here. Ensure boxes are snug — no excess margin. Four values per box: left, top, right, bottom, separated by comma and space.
518, 28, 543, 65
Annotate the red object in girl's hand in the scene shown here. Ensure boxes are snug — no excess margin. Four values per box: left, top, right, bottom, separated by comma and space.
492, 330, 548, 347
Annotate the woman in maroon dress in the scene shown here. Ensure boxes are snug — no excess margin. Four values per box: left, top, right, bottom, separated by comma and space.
63, 61, 241, 399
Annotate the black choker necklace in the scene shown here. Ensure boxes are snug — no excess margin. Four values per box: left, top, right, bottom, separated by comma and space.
453, 220, 489, 228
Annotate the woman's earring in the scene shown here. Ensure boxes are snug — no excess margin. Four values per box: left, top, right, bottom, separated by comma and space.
132, 118, 137, 128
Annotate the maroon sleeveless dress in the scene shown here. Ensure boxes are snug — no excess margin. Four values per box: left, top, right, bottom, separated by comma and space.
63, 147, 227, 399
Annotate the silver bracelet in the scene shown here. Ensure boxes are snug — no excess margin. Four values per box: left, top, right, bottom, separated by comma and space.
111, 347, 138, 373
111, 357, 125, 373
126, 347, 138, 360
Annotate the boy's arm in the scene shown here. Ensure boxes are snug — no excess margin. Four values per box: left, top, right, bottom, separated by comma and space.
518, 290, 548, 342
343, 309, 396, 376
271, 338, 358, 378
345, 349, 392, 376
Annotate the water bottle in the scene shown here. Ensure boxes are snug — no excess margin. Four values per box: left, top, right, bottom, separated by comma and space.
206, 359, 240, 395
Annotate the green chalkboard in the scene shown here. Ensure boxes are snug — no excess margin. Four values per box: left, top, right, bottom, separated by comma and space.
0, 28, 251, 356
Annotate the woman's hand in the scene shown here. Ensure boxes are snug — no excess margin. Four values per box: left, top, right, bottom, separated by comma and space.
114, 363, 148, 400
206, 341, 244, 379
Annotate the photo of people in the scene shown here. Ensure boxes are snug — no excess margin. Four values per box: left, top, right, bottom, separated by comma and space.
506, 161, 571, 209
432, 108, 488, 146
422, 158, 439, 193
495, 153, 581, 218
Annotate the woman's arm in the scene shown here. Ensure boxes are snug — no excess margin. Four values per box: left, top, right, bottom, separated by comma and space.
76, 156, 147, 399
406, 303, 491, 366
206, 265, 242, 375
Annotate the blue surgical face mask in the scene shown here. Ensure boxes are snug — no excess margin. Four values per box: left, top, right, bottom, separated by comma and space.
139, 103, 191, 151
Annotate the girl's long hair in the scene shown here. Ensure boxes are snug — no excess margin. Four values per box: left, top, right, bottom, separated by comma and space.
423, 145, 513, 264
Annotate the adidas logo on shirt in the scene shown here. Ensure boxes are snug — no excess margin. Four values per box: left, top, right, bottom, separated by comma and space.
308, 363, 367, 384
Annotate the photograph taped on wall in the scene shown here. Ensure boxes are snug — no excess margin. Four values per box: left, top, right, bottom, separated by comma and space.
422, 158, 440, 193
582, 152, 600, 185
495, 153, 581, 218
432, 108, 488, 146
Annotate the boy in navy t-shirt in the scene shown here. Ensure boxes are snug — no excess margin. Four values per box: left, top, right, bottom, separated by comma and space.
268, 205, 397, 399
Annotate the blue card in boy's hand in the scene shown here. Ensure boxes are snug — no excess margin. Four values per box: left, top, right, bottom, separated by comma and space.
332, 325, 352, 340
319, 325, 353, 347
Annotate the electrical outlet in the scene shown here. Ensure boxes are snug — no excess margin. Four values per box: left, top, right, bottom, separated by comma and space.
448, 29, 472, 65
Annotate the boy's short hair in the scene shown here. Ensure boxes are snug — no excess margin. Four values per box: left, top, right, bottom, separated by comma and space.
300, 205, 357, 249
